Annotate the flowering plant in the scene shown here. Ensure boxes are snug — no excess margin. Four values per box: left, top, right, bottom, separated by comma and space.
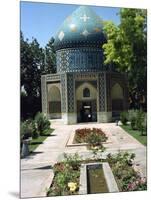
68, 182, 77, 192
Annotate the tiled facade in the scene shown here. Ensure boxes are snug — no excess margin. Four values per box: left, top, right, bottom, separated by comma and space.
41, 6, 128, 124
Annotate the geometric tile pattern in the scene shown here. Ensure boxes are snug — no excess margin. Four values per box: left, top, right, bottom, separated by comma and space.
67, 74, 74, 112
98, 73, 106, 111
75, 72, 97, 80
106, 73, 112, 111
56, 47, 103, 73
60, 74, 67, 112
41, 75, 47, 114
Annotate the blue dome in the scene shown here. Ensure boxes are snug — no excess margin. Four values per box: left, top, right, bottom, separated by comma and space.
54, 6, 106, 50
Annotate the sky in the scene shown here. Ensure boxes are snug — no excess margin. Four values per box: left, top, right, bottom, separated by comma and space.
20, 1, 121, 47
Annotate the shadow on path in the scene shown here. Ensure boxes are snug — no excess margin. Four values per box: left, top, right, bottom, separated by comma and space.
22, 165, 53, 171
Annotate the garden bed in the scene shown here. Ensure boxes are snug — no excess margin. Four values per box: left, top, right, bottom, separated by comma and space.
47, 152, 147, 197
66, 128, 111, 147
107, 152, 147, 192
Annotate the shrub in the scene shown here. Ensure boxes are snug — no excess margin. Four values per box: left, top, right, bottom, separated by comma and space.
86, 132, 106, 147
63, 153, 81, 170
128, 110, 137, 130
21, 119, 39, 140
131, 117, 137, 130
107, 152, 135, 167
21, 120, 33, 139
34, 112, 50, 136
128, 110, 147, 135
120, 111, 128, 125
136, 110, 146, 135
30, 120, 39, 139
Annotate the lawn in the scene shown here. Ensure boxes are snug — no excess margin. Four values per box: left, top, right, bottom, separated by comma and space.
120, 125, 147, 146
29, 128, 54, 153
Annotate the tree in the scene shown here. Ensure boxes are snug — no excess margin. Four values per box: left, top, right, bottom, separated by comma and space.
44, 37, 56, 74
103, 9, 147, 110
20, 32, 57, 119
20, 32, 45, 119
21, 33, 44, 97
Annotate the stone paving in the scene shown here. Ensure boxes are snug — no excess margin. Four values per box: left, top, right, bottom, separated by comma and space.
21, 120, 147, 198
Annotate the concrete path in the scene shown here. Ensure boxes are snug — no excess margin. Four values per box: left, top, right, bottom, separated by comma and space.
21, 120, 147, 198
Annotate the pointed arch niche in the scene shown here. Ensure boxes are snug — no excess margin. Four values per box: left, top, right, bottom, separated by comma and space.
111, 83, 124, 112
48, 85, 61, 119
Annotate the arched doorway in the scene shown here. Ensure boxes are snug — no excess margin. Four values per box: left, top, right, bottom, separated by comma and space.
76, 82, 97, 123
111, 83, 124, 118
48, 85, 61, 119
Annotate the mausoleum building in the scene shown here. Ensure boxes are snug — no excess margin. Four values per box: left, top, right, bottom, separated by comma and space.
41, 6, 128, 124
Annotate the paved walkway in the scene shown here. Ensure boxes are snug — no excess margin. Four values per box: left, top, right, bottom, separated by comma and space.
21, 120, 146, 198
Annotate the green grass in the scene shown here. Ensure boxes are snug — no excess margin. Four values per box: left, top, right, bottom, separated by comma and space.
29, 128, 54, 153
120, 125, 147, 146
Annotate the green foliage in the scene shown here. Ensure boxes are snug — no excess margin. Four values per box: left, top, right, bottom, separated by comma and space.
103, 9, 147, 109
21, 32, 44, 119
86, 132, 105, 147
21, 32, 44, 97
136, 110, 146, 135
30, 120, 39, 139
121, 124, 147, 146
48, 153, 80, 196
128, 110, 147, 135
107, 152, 135, 167
63, 153, 82, 170
44, 37, 56, 74
86, 129, 107, 159
128, 110, 138, 129
120, 111, 128, 125
74, 128, 107, 159
21, 119, 39, 139
55, 167, 79, 193
107, 152, 147, 191
20, 120, 33, 139
20, 32, 56, 119
34, 112, 50, 136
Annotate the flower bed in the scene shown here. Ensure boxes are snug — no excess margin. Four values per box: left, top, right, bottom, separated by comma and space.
47, 153, 81, 196
47, 152, 147, 197
73, 128, 108, 144
107, 152, 147, 191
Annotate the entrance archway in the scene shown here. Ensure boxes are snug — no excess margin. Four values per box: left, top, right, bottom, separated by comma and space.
76, 82, 97, 123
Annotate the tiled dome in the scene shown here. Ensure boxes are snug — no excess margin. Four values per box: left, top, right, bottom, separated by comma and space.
54, 6, 106, 50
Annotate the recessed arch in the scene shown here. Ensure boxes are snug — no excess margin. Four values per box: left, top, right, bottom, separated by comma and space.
111, 83, 124, 100
76, 82, 97, 100
48, 85, 61, 119
76, 82, 97, 122
48, 85, 61, 102
111, 83, 124, 113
